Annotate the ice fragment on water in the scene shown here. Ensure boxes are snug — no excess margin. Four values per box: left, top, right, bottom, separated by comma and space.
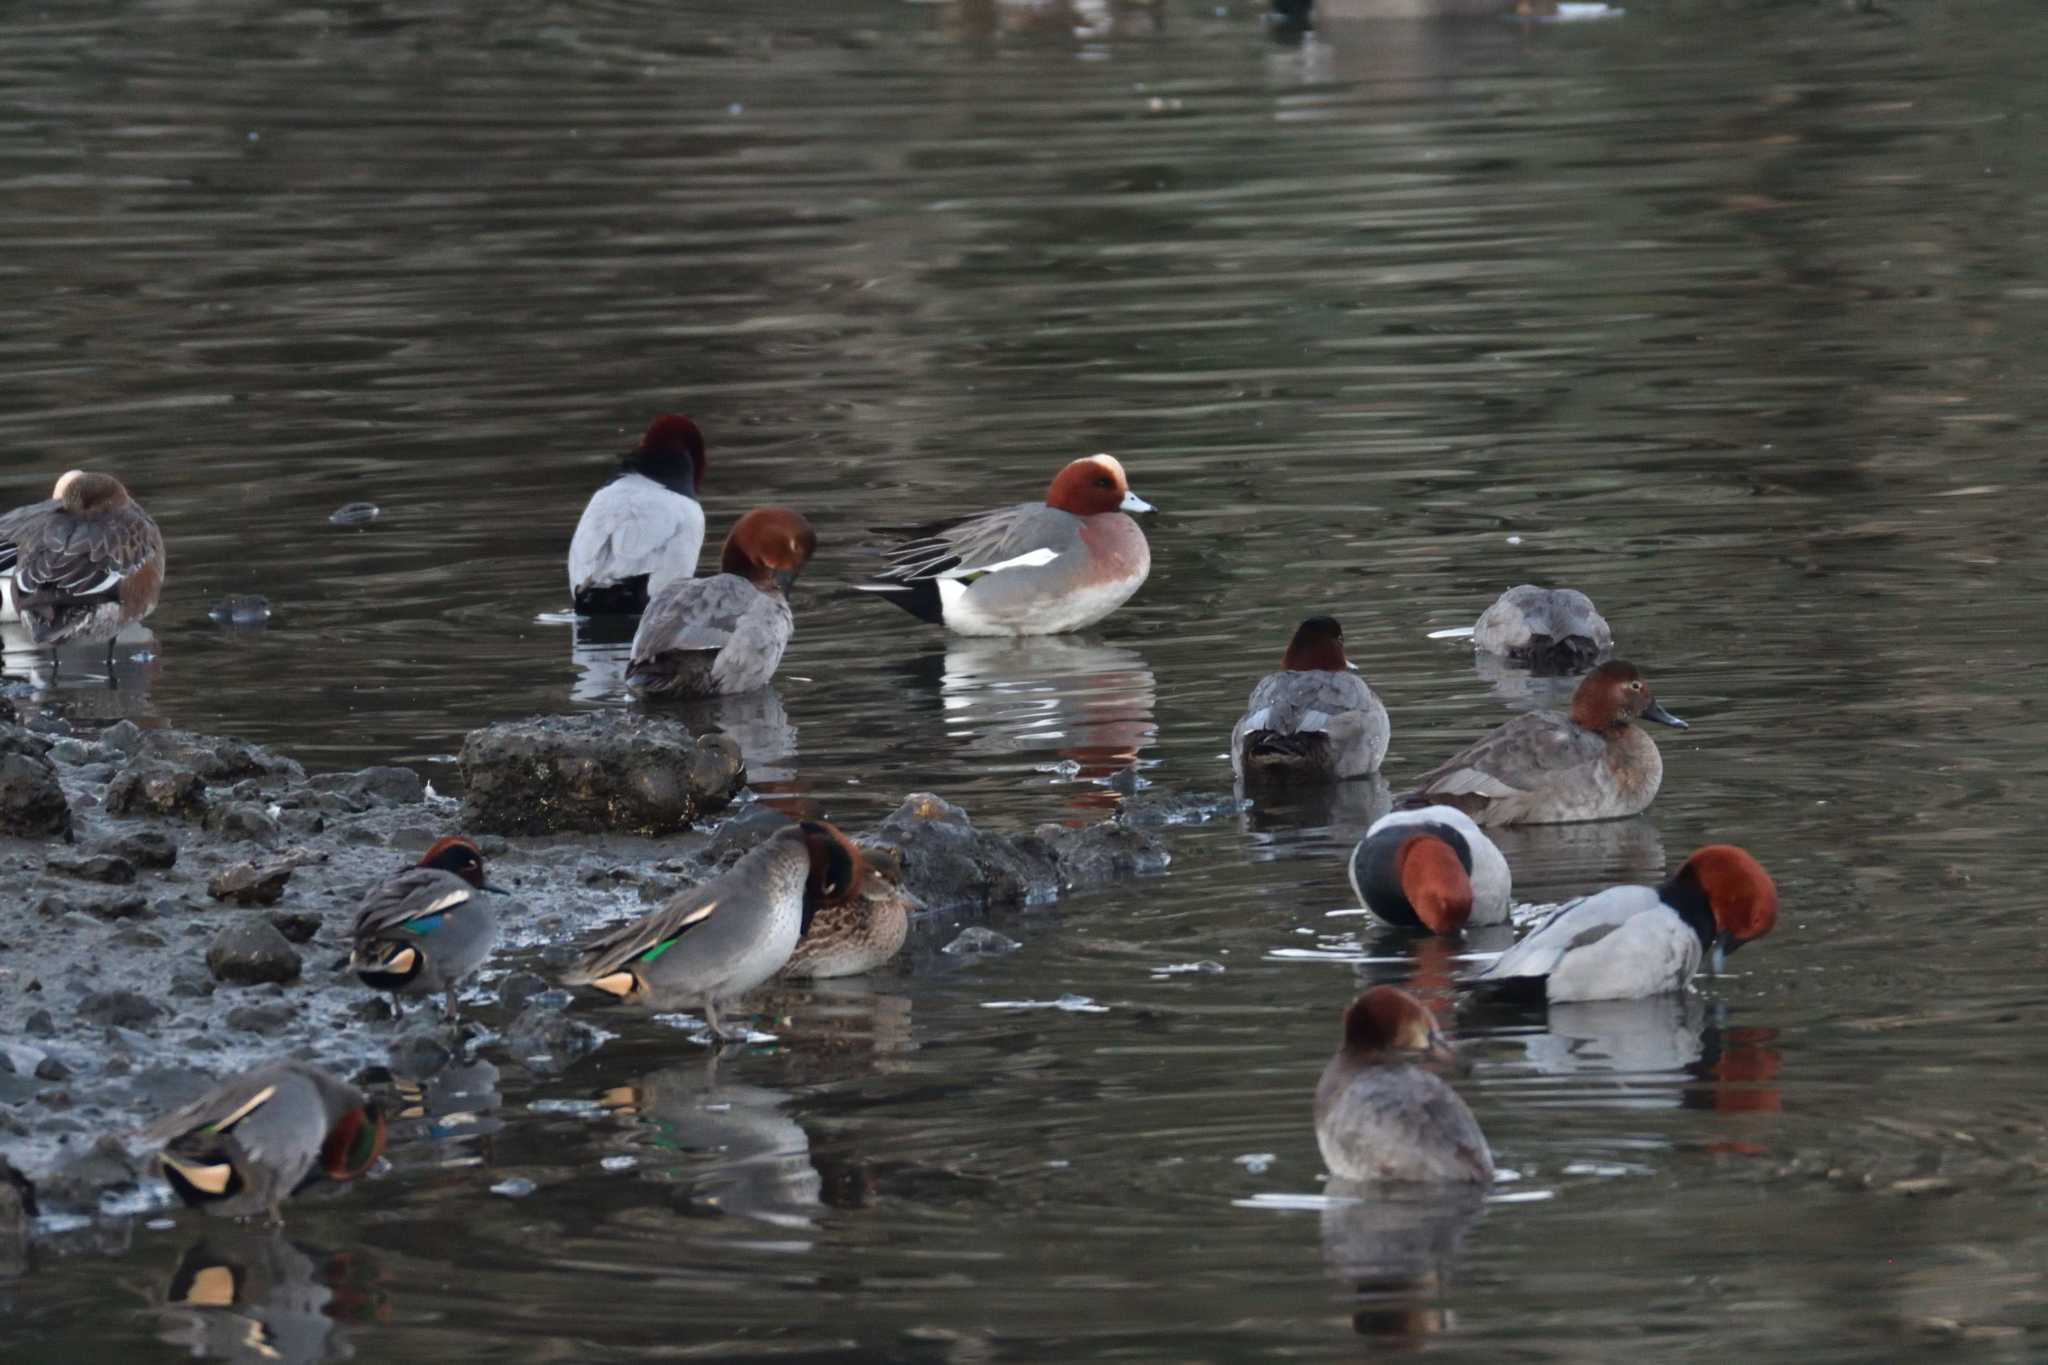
328, 502, 380, 526
1235, 1153, 1276, 1174
942, 927, 1021, 957
600, 1155, 638, 1172
980, 995, 1109, 1013
1151, 961, 1225, 975
490, 1177, 536, 1198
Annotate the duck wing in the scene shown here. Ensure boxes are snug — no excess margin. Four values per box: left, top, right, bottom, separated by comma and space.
1474, 885, 1663, 982
867, 502, 1077, 583
351, 867, 476, 941
561, 882, 727, 984
1406, 711, 1604, 801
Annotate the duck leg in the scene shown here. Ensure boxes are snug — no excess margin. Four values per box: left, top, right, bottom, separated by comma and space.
442, 986, 460, 1021
702, 997, 728, 1042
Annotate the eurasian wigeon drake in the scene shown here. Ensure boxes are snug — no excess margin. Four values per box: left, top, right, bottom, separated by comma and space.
567, 415, 707, 615
1349, 806, 1511, 934
626, 506, 816, 698
563, 820, 864, 1039
1471, 585, 1611, 674
1315, 986, 1494, 1184
856, 453, 1154, 636
1231, 615, 1388, 782
142, 1062, 386, 1225
1400, 660, 1686, 826
0, 470, 164, 655
1471, 845, 1778, 1002
348, 837, 507, 1020
779, 842, 912, 980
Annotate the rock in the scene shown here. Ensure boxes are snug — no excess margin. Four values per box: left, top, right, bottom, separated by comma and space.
459, 713, 744, 836
0, 1154, 38, 1250
1044, 822, 1171, 884
874, 792, 1060, 914
267, 911, 323, 944
206, 919, 302, 985
496, 971, 551, 1013
46, 854, 136, 886
704, 805, 797, 868
34, 1055, 72, 1082
109, 829, 178, 869
98, 720, 143, 754
225, 1003, 296, 1032
83, 895, 151, 923
23, 1009, 55, 1038
503, 1005, 605, 1074
310, 765, 424, 807
941, 926, 1022, 957
0, 722, 54, 760
0, 750, 72, 838
169, 969, 215, 1000
389, 1032, 454, 1078
46, 737, 100, 766
133, 728, 301, 784
36, 1135, 142, 1210
77, 990, 165, 1029
103, 762, 207, 819
201, 802, 281, 843
329, 501, 380, 526
207, 860, 292, 906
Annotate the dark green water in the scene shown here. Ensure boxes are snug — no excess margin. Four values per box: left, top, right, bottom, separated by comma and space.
7, 0, 2048, 1359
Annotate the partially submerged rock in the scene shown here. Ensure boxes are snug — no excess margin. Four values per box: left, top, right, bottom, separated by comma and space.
206, 919, 303, 985
459, 713, 744, 836
0, 745, 71, 839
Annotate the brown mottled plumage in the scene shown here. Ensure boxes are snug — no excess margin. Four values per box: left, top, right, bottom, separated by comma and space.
0, 470, 165, 648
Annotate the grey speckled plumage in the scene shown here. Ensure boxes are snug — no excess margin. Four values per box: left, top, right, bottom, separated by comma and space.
627, 571, 793, 697
562, 824, 819, 1036
1471, 585, 1610, 672
1402, 711, 1663, 826
142, 1062, 383, 1224
349, 872, 500, 1018
1232, 669, 1389, 781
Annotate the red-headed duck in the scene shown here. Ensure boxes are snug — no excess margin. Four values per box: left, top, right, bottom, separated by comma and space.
1349, 806, 1511, 933
568, 414, 707, 615
857, 453, 1153, 636
0, 470, 164, 656
1316, 986, 1494, 1184
1472, 585, 1611, 674
1400, 660, 1686, 826
349, 836, 508, 1020
1232, 615, 1389, 782
563, 820, 865, 1039
142, 1062, 385, 1225
1472, 845, 1778, 1002
626, 506, 816, 698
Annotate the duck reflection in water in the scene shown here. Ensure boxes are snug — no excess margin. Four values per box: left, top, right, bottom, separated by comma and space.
376, 1057, 504, 1167
598, 1066, 821, 1234
1239, 775, 1392, 863
155, 1230, 362, 1365
1488, 815, 1668, 893
1485, 995, 1783, 1120
930, 635, 1157, 817
1319, 1181, 1487, 1347
1, 620, 160, 704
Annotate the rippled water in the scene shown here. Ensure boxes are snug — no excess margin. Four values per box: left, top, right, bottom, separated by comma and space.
9, 0, 2048, 1359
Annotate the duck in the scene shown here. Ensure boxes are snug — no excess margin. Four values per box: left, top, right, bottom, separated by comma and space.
1231, 615, 1388, 782
1471, 585, 1611, 674
1400, 660, 1686, 826
141, 1062, 386, 1225
1349, 805, 1510, 934
1469, 845, 1778, 1002
562, 820, 864, 1039
626, 506, 817, 698
0, 470, 165, 658
779, 842, 912, 979
567, 414, 708, 615
348, 836, 507, 1020
1315, 986, 1494, 1184
855, 453, 1154, 636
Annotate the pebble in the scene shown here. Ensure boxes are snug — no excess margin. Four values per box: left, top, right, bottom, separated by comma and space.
328, 502, 381, 526
206, 919, 303, 985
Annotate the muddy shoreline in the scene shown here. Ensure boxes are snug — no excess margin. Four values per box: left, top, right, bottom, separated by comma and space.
0, 707, 1193, 1218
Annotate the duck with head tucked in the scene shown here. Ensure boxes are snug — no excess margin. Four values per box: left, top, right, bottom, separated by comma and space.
627, 506, 817, 698
563, 820, 867, 1039
1316, 986, 1494, 1185
1232, 615, 1388, 783
1400, 660, 1685, 826
0, 470, 165, 660
349, 836, 508, 1020
568, 414, 708, 616
1471, 585, 1610, 675
142, 1062, 385, 1226
856, 453, 1154, 636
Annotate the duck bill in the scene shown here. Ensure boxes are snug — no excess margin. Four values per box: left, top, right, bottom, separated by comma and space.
1119, 490, 1156, 514
1711, 930, 1739, 974
480, 882, 512, 896
1642, 699, 1688, 730
1425, 1034, 1469, 1076
773, 567, 799, 594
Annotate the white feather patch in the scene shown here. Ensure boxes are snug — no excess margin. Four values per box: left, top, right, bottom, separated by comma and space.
958, 547, 1059, 576
420, 888, 471, 915
213, 1084, 278, 1134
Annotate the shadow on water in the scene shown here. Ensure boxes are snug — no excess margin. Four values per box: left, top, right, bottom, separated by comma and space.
9, 0, 2048, 1358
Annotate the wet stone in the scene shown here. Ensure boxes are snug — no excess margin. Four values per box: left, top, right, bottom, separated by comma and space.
225, 1003, 296, 1033
76, 990, 165, 1029
98, 720, 143, 755
202, 802, 281, 843
206, 919, 302, 985
0, 750, 72, 838
503, 1005, 604, 1074
310, 765, 424, 807
875, 792, 1060, 915
267, 911, 323, 944
103, 762, 207, 819
46, 854, 136, 886
109, 829, 178, 869
207, 860, 293, 906
23, 1010, 55, 1038
459, 712, 745, 837
1044, 822, 1171, 885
